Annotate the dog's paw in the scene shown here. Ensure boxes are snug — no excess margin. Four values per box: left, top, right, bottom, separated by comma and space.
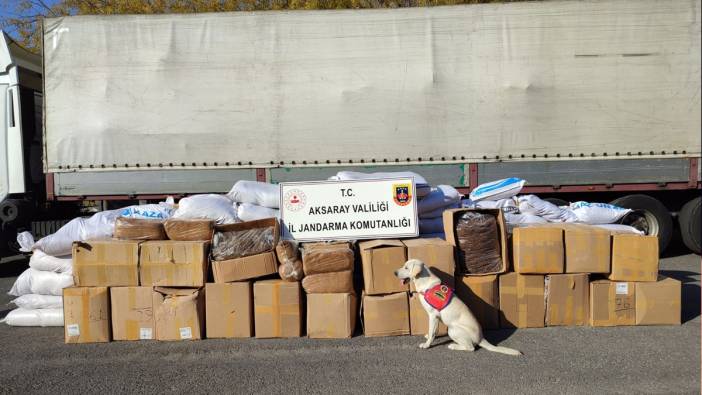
418, 342, 431, 349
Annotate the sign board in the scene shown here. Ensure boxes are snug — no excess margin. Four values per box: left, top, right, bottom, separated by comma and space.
280, 178, 419, 241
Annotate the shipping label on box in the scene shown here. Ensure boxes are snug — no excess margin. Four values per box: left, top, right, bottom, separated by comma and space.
589, 280, 635, 327
72, 241, 140, 286
403, 238, 455, 291
455, 275, 499, 329
307, 293, 357, 339
110, 287, 154, 341
498, 273, 545, 328
545, 274, 589, 326
212, 251, 278, 283
140, 241, 209, 287
254, 280, 302, 338
635, 276, 681, 325
359, 240, 407, 295
512, 227, 564, 274
409, 293, 448, 336
152, 287, 205, 341
362, 292, 410, 337
609, 234, 659, 282
205, 282, 253, 338
63, 287, 111, 343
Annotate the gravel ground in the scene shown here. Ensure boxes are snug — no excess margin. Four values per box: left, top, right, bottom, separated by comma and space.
0, 253, 698, 394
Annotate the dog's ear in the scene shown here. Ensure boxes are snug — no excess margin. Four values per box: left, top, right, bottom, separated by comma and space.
410, 262, 423, 278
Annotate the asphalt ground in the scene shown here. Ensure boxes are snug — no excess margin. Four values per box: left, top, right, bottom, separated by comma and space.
0, 252, 699, 394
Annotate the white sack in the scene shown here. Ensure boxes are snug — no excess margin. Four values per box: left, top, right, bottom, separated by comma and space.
118, 202, 175, 219
237, 203, 280, 222
172, 194, 238, 224
518, 195, 578, 222
226, 180, 280, 208
11, 294, 63, 309
469, 178, 525, 202
8, 268, 74, 297
419, 217, 444, 234
2, 308, 64, 327
475, 198, 519, 214
593, 224, 644, 235
570, 201, 632, 224
418, 185, 461, 214
17, 209, 121, 256
420, 202, 460, 219
329, 171, 431, 197
28, 251, 72, 274
504, 213, 549, 225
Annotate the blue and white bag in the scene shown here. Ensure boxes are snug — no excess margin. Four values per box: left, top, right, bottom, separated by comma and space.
570, 201, 631, 224
469, 178, 526, 202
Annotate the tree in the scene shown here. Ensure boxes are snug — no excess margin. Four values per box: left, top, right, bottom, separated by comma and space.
1, 0, 510, 53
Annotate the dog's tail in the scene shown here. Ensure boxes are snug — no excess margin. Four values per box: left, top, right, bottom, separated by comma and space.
478, 339, 522, 356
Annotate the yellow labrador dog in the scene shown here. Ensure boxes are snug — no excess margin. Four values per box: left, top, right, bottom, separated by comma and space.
395, 259, 521, 355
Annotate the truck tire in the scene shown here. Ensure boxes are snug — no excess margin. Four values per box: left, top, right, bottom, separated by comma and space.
610, 194, 672, 253
679, 197, 701, 254
544, 198, 569, 207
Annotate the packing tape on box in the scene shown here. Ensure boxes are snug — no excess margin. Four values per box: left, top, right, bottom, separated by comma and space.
81, 290, 91, 341
224, 286, 235, 335
516, 275, 527, 326
564, 296, 573, 324
254, 283, 299, 337
126, 288, 138, 339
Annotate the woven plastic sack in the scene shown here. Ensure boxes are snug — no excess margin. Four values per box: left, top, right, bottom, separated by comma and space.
226, 181, 280, 208
8, 268, 74, 297
11, 294, 63, 309
172, 194, 238, 224
237, 203, 280, 222
418, 185, 462, 215
570, 201, 631, 224
302, 270, 354, 293
2, 308, 64, 327
454, 212, 502, 274
518, 195, 578, 222
28, 250, 72, 273
469, 178, 525, 202
329, 171, 430, 197
114, 217, 166, 240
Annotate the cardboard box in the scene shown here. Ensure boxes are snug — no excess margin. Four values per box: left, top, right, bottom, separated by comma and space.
545, 274, 589, 326
212, 251, 278, 283
609, 234, 659, 282
512, 227, 564, 274
63, 287, 111, 343
498, 273, 545, 328
72, 240, 140, 286
409, 293, 448, 336
635, 276, 681, 325
362, 292, 410, 337
560, 224, 610, 273
589, 280, 635, 327
359, 240, 407, 295
455, 275, 499, 329
152, 287, 205, 341
254, 280, 302, 338
307, 293, 357, 339
443, 208, 508, 275
110, 287, 154, 341
213, 218, 280, 260
140, 241, 208, 287
403, 238, 455, 291
205, 282, 253, 338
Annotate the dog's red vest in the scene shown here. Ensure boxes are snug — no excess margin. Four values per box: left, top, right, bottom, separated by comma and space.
422, 284, 454, 311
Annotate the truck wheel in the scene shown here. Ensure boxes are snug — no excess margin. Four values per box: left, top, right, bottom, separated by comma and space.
610, 194, 672, 253
679, 197, 701, 254
544, 198, 569, 207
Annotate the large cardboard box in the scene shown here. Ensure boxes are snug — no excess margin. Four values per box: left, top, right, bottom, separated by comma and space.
443, 208, 508, 275
403, 238, 455, 291
512, 227, 564, 274
152, 287, 205, 341
205, 282, 253, 338
110, 287, 154, 341
254, 280, 302, 338
307, 293, 357, 339
212, 252, 278, 283
140, 241, 208, 287
63, 287, 111, 343
362, 292, 410, 337
455, 275, 499, 329
609, 234, 659, 282
212, 218, 280, 260
635, 276, 681, 325
72, 240, 140, 286
589, 280, 635, 327
409, 293, 448, 336
561, 224, 610, 273
545, 274, 589, 326
359, 240, 407, 295
498, 273, 545, 328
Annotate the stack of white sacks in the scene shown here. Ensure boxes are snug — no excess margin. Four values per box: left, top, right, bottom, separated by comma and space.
5, 203, 176, 327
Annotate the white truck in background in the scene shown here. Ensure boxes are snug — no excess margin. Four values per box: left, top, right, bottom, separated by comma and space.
1, 0, 700, 254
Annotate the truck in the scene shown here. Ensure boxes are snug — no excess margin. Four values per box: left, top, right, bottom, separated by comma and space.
1, 0, 700, 254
